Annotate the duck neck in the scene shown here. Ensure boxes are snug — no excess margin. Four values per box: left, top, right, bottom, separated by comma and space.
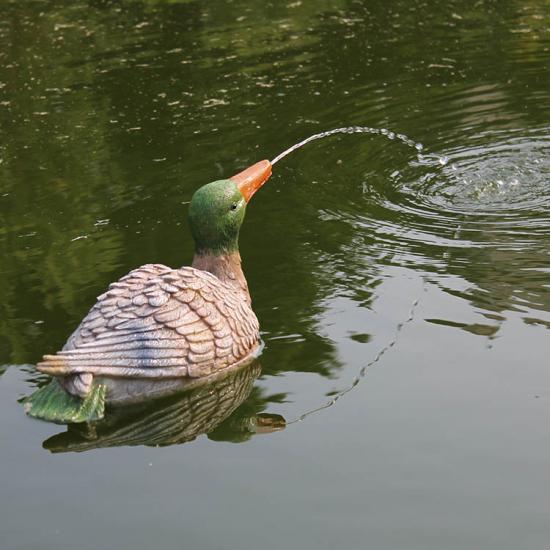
192, 250, 251, 304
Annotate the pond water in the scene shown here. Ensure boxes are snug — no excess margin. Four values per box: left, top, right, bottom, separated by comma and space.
1, 1, 549, 548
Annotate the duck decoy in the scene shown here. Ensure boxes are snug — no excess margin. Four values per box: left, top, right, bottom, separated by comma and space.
25, 160, 272, 423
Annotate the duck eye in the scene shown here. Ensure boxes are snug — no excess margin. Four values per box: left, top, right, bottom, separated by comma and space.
230, 203, 238, 211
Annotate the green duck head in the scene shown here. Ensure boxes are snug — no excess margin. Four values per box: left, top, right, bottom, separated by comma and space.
188, 160, 272, 255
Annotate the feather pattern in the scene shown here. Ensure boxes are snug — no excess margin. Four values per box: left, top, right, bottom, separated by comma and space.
37, 264, 260, 384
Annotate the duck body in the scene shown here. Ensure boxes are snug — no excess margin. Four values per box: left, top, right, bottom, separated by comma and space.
37, 262, 260, 400
26, 160, 272, 422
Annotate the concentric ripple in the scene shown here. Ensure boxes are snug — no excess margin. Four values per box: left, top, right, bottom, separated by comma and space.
318, 127, 550, 320
421, 130, 550, 214
360, 128, 550, 252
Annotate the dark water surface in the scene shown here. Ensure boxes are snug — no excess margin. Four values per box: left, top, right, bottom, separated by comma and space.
1, 1, 549, 548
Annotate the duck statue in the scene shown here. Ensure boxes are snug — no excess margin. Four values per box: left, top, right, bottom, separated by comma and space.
25, 160, 272, 423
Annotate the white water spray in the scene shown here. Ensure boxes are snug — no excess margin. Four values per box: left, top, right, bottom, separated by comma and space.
270, 125, 425, 165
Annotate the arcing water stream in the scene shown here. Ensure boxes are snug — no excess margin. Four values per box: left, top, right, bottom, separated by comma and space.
270, 125, 427, 165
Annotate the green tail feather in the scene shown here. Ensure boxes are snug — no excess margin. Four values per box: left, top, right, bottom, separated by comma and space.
24, 379, 107, 424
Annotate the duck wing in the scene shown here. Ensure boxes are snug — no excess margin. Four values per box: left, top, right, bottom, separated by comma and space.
37, 264, 259, 379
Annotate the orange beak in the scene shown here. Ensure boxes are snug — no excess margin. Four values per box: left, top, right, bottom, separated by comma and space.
230, 160, 272, 203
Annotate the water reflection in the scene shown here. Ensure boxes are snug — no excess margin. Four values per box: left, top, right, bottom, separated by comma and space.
42, 362, 285, 453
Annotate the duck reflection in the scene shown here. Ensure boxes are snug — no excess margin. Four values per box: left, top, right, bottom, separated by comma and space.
42, 361, 285, 453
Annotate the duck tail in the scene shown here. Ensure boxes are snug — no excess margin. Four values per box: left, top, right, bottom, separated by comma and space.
24, 378, 106, 424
